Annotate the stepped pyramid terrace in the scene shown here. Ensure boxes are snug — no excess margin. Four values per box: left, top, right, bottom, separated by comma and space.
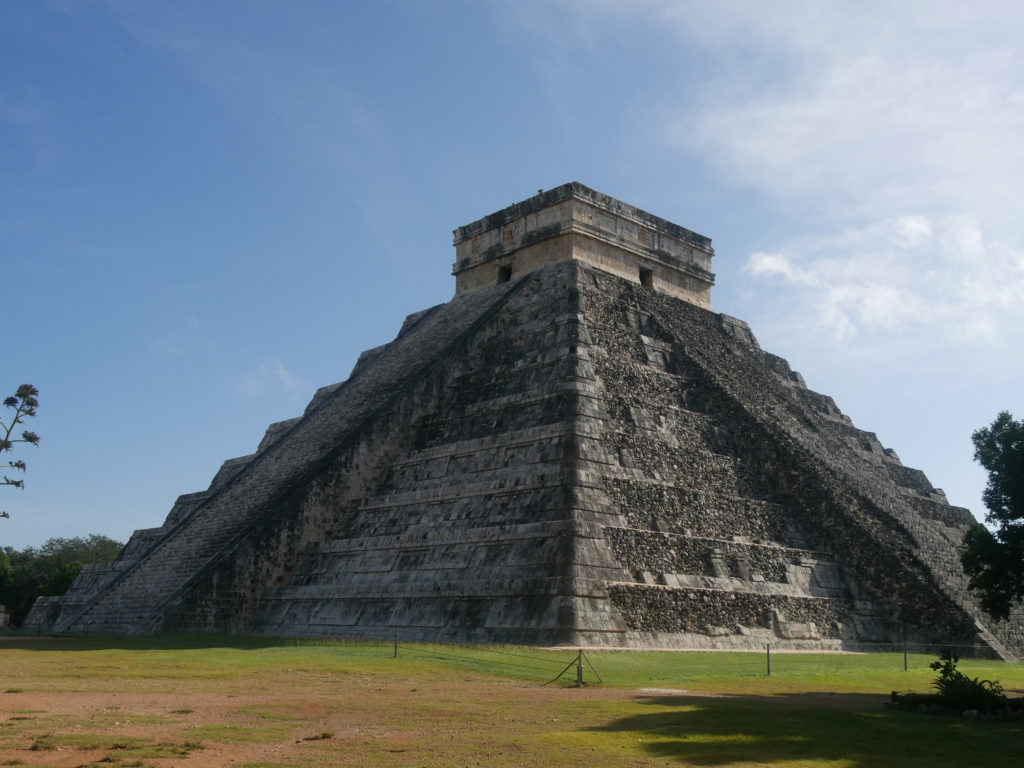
26, 183, 1024, 659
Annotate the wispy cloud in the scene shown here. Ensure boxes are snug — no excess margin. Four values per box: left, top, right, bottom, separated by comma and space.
618, 1, 1024, 351
743, 215, 1024, 345
655, 3, 1024, 223
151, 315, 213, 358
240, 359, 307, 399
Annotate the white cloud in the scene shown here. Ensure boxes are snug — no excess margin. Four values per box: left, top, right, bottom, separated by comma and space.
241, 359, 307, 399
746, 252, 817, 287
743, 216, 1024, 344
896, 216, 931, 248
568, 2, 1024, 354
655, 3, 1024, 230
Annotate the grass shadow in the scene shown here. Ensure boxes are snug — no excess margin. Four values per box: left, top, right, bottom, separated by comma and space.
588, 691, 1024, 767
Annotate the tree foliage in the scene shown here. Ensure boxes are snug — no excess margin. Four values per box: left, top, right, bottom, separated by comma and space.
0, 534, 123, 627
1, 384, 40, 519
962, 411, 1024, 620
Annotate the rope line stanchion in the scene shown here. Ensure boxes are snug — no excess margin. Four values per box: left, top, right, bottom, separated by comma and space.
545, 654, 584, 686
540, 649, 602, 687
582, 651, 603, 683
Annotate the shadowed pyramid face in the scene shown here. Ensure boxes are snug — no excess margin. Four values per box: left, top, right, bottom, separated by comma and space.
24, 186, 1022, 661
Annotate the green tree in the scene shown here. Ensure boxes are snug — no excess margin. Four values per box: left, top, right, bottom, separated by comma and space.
0, 534, 122, 626
1, 384, 40, 519
962, 411, 1024, 620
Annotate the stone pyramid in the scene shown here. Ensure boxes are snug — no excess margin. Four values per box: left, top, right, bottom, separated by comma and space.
27, 183, 1023, 658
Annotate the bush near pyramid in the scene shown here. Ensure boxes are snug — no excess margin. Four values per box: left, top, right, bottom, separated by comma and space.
26, 183, 1024, 658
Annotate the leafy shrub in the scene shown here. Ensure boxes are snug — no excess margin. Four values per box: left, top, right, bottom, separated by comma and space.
930, 651, 1006, 712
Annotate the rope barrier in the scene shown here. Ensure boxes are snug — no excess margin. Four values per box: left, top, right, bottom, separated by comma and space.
394, 644, 566, 673
67, 629, 1014, 685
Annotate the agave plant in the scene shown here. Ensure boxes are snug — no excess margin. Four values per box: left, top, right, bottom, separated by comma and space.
930, 651, 1006, 712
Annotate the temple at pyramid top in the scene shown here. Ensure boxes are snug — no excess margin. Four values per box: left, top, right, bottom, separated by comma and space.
452, 182, 716, 309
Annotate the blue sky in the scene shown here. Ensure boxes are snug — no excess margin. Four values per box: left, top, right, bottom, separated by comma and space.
3, 0, 1022, 549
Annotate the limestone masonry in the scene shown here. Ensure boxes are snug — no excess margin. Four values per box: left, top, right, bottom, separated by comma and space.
452, 182, 714, 307
26, 183, 1024, 658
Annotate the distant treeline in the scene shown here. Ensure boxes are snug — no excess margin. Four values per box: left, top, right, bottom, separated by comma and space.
1, 534, 123, 626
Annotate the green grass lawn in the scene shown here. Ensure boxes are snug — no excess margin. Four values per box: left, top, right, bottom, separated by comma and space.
0, 634, 1021, 767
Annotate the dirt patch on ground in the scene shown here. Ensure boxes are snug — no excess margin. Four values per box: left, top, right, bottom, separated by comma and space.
7, 638, 1002, 767
0, 675, 658, 767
